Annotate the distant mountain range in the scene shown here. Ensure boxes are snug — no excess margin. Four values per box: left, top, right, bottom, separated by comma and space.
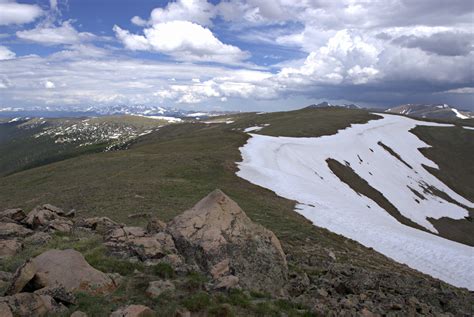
0, 105, 235, 119
306, 102, 361, 109
2, 102, 473, 121
385, 104, 473, 120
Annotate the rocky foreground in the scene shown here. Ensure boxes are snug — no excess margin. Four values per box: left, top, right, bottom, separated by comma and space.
0, 190, 473, 316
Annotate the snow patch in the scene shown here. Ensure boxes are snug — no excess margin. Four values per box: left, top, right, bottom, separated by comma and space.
452, 108, 469, 119
139, 115, 182, 122
236, 113, 474, 290
244, 124, 270, 133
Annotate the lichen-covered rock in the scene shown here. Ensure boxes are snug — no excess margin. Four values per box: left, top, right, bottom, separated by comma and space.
167, 189, 288, 296
6, 249, 117, 295
33, 285, 76, 305
0, 293, 63, 317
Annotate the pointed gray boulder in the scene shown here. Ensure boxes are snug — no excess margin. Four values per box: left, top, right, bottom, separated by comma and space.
167, 189, 288, 296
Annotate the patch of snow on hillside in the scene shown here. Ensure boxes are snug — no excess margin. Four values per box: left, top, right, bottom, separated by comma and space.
244, 124, 270, 132
244, 126, 264, 132
237, 113, 474, 290
141, 115, 182, 122
452, 108, 469, 119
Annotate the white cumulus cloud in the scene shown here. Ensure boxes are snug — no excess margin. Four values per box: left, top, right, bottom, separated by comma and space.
114, 20, 249, 64
150, 0, 215, 26
0, 0, 43, 26
17, 21, 96, 45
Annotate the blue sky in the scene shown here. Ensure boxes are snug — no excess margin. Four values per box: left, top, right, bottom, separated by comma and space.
0, 0, 473, 111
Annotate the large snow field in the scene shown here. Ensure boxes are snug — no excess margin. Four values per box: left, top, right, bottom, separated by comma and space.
237, 113, 474, 290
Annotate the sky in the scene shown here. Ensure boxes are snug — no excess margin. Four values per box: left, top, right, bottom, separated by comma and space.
0, 0, 473, 111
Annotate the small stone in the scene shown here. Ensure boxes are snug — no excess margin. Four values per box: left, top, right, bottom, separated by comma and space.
0, 239, 22, 258
317, 288, 328, 297
210, 259, 230, 279
340, 297, 356, 309
361, 307, 376, 317
174, 308, 191, 317
71, 311, 88, 317
110, 305, 154, 317
214, 275, 239, 290
127, 213, 151, 219
146, 217, 167, 233
146, 280, 175, 298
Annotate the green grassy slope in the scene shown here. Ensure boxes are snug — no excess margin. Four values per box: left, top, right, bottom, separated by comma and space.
0, 115, 170, 176
0, 120, 107, 177
411, 125, 474, 245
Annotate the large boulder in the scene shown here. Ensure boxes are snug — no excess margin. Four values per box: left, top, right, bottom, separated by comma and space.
6, 249, 117, 295
167, 189, 288, 296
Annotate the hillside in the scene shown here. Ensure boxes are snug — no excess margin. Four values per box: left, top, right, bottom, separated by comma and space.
0, 115, 172, 176
0, 107, 473, 315
386, 104, 473, 120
